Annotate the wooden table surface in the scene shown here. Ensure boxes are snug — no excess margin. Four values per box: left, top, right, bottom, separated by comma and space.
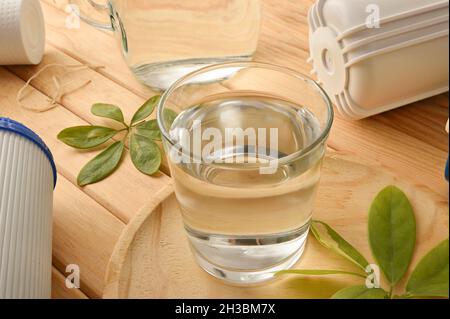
0, 0, 448, 299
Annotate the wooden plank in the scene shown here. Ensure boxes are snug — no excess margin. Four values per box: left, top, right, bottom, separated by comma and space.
8, 43, 171, 174
39, 0, 311, 98
256, 0, 313, 70
371, 94, 449, 152
0, 0, 445, 301
0, 67, 172, 223
220, 69, 448, 198
329, 113, 448, 198
41, 0, 448, 152
103, 153, 449, 298
40, 1, 156, 98
52, 266, 88, 299
52, 174, 124, 298
9, 44, 150, 131
258, 0, 449, 155
39, 0, 449, 197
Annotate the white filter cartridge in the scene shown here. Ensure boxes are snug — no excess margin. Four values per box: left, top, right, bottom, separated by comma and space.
0, 118, 56, 299
0, 0, 46, 65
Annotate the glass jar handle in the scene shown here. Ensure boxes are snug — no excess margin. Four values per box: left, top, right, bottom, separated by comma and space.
68, 0, 113, 31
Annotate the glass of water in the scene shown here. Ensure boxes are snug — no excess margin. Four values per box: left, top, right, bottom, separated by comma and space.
157, 62, 334, 285
68, 0, 261, 91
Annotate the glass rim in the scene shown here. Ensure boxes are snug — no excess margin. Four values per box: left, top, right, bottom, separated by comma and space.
157, 61, 334, 167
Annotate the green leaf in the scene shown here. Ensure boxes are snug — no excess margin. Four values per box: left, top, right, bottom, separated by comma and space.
406, 239, 449, 298
331, 286, 388, 299
163, 108, 178, 127
368, 185, 416, 285
77, 141, 124, 186
57, 126, 118, 149
311, 220, 369, 271
134, 119, 161, 141
131, 95, 161, 125
130, 134, 161, 175
276, 269, 366, 278
91, 103, 125, 125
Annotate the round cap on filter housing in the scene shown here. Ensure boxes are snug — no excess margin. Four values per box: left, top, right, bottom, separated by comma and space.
0, 0, 46, 65
310, 26, 347, 96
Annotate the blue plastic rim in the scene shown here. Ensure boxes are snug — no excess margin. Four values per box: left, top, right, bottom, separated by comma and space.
0, 118, 57, 188
445, 157, 449, 182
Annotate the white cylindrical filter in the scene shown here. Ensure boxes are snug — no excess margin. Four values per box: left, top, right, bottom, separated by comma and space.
308, 0, 449, 120
0, 118, 56, 299
0, 0, 46, 65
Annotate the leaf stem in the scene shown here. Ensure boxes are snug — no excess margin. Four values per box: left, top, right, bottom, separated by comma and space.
131, 120, 145, 128
276, 269, 367, 279
122, 130, 130, 143
388, 286, 394, 299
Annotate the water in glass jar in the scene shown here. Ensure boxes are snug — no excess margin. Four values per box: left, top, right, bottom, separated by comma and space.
111, 0, 261, 90
168, 94, 324, 284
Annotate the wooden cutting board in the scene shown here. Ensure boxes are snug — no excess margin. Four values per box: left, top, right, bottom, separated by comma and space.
103, 153, 448, 299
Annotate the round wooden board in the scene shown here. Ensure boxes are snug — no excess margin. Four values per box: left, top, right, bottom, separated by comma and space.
103, 153, 449, 299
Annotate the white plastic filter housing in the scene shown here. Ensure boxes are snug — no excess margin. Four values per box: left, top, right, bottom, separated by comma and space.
308, 0, 449, 120
0, 0, 46, 65
0, 119, 56, 299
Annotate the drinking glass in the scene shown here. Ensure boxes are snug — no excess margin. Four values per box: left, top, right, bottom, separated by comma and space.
157, 62, 334, 285
68, 0, 261, 90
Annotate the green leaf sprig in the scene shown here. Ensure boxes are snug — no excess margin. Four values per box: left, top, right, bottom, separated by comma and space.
57, 95, 165, 186
276, 185, 449, 300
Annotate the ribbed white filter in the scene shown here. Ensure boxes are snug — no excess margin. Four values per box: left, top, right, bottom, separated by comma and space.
0, 131, 53, 299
